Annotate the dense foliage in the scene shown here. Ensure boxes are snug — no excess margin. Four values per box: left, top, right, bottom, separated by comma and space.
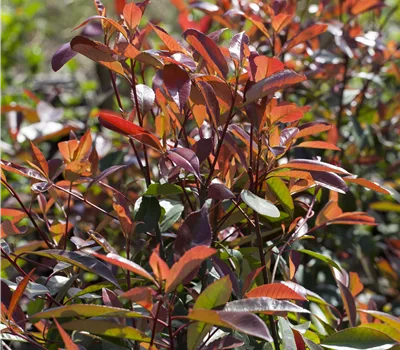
1, 0, 400, 349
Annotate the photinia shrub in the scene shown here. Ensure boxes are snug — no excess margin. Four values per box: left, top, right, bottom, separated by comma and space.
1, 0, 399, 349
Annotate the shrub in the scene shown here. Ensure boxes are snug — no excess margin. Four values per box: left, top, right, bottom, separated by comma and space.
1, 0, 399, 349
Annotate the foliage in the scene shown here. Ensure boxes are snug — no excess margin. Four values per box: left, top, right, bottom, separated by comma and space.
1, 0, 400, 349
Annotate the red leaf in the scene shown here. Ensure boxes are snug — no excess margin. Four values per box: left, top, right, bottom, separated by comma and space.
296, 121, 333, 138
280, 159, 350, 175
92, 252, 157, 285
183, 29, 229, 78
120, 287, 153, 310
350, 0, 381, 15
54, 319, 80, 350
30, 142, 49, 176
245, 69, 306, 104
150, 246, 170, 282
281, 24, 328, 54
70, 36, 125, 76
165, 246, 216, 293
115, 0, 126, 15
163, 64, 191, 111
250, 56, 285, 82
73, 15, 128, 39
197, 81, 220, 127
337, 280, 357, 327
98, 111, 163, 152
245, 283, 307, 300
123, 2, 142, 30
8, 269, 35, 318
349, 272, 364, 297
272, 13, 293, 33
294, 141, 341, 151
344, 177, 390, 195
150, 24, 187, 54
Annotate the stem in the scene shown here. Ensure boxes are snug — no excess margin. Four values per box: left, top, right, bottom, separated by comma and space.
63, 181, 73, 250
150, 300, 163, 349
52, 184, 117, 220
3, 182, 54, 248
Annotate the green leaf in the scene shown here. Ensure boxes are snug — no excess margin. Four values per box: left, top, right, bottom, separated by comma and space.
321, 327, 396, 350
160, 199, 184, 231
370, 201, 400, 212
61, 320, 151, 342
135, 196, 161, 233
240, 190, 280, 218
144, 183, 183, 196
358, 324, 400, 342
30, 304, 145, 322
24, 250, 119, 287
297, 249, 342, 271
187, 276, 233, 350
357, 310, 400, 329
266, 177, 294, 217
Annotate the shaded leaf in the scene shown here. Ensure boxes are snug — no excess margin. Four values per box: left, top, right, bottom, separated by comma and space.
8, 269, 35, 319
166, 148, 200, 180
163, 64, 191, 111
197, 81, 220, 127
144, 183, 183, 196
337, 281, 356, 327
229, 31, 249, 62
73, 15, 128, 39
208, 182, 235, 200
52, 43, 77, 72
87, 165, 126, 191
298, 249, 342, 271
175, 205, 212, 256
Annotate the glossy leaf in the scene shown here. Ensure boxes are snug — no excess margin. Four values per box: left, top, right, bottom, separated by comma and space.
208, 182, 235, 200
92, 252, 157, 285
73, 15, 128, 39
296, 122, 333, 138
197, 80, 220, 126
27, 250, 119, 287
229, 31, 249, 62
98, 111, 163, 152
132, 84, 155, 116
241, 190, 280, 218
357, 310, 400, 329
70, 36, 125, 76
223, 297, 310, 314
187, 309, 272, 342
337, 281, 357, 327
310, 171, 348, 194
165, 246, 216, 293
61, 320, 151, 342
8, 269, 35, 318
298, 249, 342, 271
246, 283, 306, 301
245, 69, 306, 104
280, 159, 350, 175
